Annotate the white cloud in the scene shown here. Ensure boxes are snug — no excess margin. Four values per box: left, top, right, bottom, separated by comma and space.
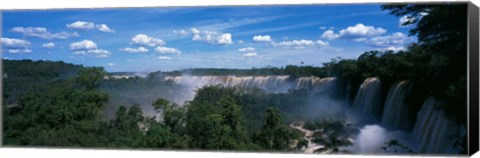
399, 12, 428, 28
367, 32, 413, 47
316, 40, 330, 46
1, 37, 31, 48
42, 42, 55, 49
70, 40, 110, 57
73, 49, 111, 58
237, 40, 244, 44
155, 46, 182, 54
321, 23, 386, 40
242, 52, 257, 58
173, 29, 189, 35
319, 26, 335, 30
53, 31, 80, 39
321, 30, 340, 40
66, 21, 95, 30
190, 28, 233, 45
66, 21, 115, 33
7, 49, 32, 54
121, 47, 149, 53
271, 39, 329, 49
383, 46, 406, 52
399, 16, 415, 28
11, 27, 79, 39
1, 38, 32, 53
158, 56, 172, 60
191, 28, 201, 34
131, 34, 165, 47
107, 63, 116, 66
217, 33, 233, 45
70, 40, 97, 50
253, 35, 272, 42
96, 24, 115, 33
238, 47, 255, 52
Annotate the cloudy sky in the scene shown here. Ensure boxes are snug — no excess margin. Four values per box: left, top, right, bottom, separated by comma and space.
1, 4, 416, 72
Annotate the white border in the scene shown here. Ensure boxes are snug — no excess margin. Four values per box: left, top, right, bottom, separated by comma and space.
0, 0, 474, 10
0, 0, 478, 158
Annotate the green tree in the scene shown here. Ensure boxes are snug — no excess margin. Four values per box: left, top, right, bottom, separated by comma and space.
76, 67, 106, 90
257, 107, 292, 151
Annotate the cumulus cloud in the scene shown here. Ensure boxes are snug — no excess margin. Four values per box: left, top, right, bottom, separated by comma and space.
367, 32, 413, 47
70, 40, 110, 57
70, 40, 98, 50
237, 47, 255, 52
158, 56, 172, 60
191, 28, 201, 34
11, 27, 79, 39
67, 21, 115, 33
321, 30, 340, 40
271, 39, 329, 49
131, 34, 165, 47
217, 33, 233, 45
242, 52, 257, 58
190, 28, 233, 45
42, 42, 55, 49
1, 37, 31, 48
96, 24, 116, 33
66, 21, 95, 30
253, 35, 272, 42
321, 23, 386, 40
155, 46, 182, 54
1, 37, 32, 53
121, 47, 149, 53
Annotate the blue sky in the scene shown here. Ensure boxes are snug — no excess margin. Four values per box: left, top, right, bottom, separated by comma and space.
1, 4, 416, 72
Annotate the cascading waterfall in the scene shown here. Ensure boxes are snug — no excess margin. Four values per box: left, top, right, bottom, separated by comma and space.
164, 75, 338, 104
381, 81, 412, 131
352, 77, 383, 118
412, 97, 459, 154
165, 75, 336, 93
164, 75, 464, 154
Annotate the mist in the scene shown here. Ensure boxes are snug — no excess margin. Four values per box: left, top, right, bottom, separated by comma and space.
100, 73, 418, 155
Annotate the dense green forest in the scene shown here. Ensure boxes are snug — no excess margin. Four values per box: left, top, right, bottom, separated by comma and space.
2, 3, 468, 154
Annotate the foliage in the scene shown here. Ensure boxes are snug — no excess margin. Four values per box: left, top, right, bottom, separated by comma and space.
381, 139, 413, 153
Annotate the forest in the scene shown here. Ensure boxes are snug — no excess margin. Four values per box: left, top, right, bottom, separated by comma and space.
2, 3, 468, 154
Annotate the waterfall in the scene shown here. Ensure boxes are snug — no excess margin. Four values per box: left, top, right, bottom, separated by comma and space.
164, 75, 338, 103
165, 75, 337, 93
412, 97, 458, 154
381, 81, 412, 131
352, 77, 383, 119
294, 77, 337, 97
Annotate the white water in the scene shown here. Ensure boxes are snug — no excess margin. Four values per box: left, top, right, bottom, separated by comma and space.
164, 75, 337, 104
289, 123, 324, 153
163, 75, 463, 154
381, 81, 412, 131
352, 77, 383, 119
412, 97, 458, 154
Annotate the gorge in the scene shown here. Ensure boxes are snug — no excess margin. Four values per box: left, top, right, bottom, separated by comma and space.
151, 75, 462, 154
